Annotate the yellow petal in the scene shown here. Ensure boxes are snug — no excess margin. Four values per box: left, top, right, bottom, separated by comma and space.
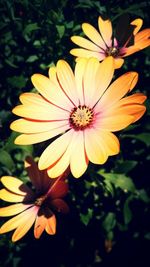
0, 203, 33, 217
12, 103, 69, 121
31, 74, 73, 110
92, 56, 115, 107
95, 72, 138, 111
45, 213, 56, 235
84, 128, 108, 164
82, 22, 106, 50
14, 124, 69, 145
56, 60, 78, 106
11, 118, 69, 134
97, 131, 120, 156
70, 131, 88, 178
114, 58, 124, 69
71, 36, 101, 52
83, 57, 100, 106
98, 16, 112, 47
0, 206, 38, 235
12, 206, 38, 242
47, 131, 77, 178
1, 176, 33, 196
74, 58, 87, 105
0, 189, 26, 202
39, 129, 74, 170
70, 48, 105, 61
97, 114, 134, 132
130, 18, 143, 35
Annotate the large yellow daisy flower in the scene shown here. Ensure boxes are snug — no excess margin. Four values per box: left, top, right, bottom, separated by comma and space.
11, 57, 147, 178
70, 16, 150, 68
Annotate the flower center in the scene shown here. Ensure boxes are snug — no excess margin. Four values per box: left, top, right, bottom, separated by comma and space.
106, 47, 119, 57
69, 105, 94, 130
35, 195, 47, 206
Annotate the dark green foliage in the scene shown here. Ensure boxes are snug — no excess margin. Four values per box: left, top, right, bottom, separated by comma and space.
0, 0, 150, 266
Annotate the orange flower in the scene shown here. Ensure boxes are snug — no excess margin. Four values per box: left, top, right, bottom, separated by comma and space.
70, 15, 150, 68
10, 57, 146, 178
0, 157, 69, 242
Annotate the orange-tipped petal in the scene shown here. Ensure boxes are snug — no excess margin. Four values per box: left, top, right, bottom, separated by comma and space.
45, 213, 56, 235
114, 58, 124, 69
95, 72, 138, 111
98, 114, 134, 132
34, 211, 47, 239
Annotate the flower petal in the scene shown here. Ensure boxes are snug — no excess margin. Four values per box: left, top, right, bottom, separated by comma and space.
71, 36, 101, 52
10, 118, 69, 134
31, 74, 74, 110
130, 18, 143, 35
0, 206, 38, 236
114, 58, 124, 69
24, 157, 42, 191
1, 176, 33, 196
95, 72, 138, 112
34, 209, 47, 239
14, 124, 70, 145
50, 199, 69, 213
84, 128, 108, 164
83, 57, 100, 106
98, 16, 112, 47
70, 48, 105, 61
97, 114, 134, 132
92, 56, 115, 107
70, 131, 88, 178
56, 60, 78, 106
39, 129, 74, 170
12, 206, 38, 242
0, 203, 33, 217
82, 22, 106, 50
45, 213, 56, 235
97, 131, 120, 156
74, 58, 87, 105
48, 180, 68, 199
0, 189, 26, 202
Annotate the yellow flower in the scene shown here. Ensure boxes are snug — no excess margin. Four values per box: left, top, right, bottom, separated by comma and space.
70, 16, 150, 68
0, 157, 69, 242
10, 57, 146, 178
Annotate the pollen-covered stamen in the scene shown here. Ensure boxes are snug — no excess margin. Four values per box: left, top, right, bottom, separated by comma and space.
106, 47, 119, 57
35, 195, 47, 207
70, 105, 94, 130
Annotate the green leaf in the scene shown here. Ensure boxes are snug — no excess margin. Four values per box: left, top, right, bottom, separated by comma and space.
0, 150, 15, 170
114, 160, 137, 174
7, 75, 27, 89
80, 208, 93, 226
26, 55, 38, 63
123, 196, 133, 224
123, 133, 150, 146
23, 23, 40, 35
137, 189, 150, 203
56, 25, 65, 38
102, 212, 116, 232
98, 170, 135, 192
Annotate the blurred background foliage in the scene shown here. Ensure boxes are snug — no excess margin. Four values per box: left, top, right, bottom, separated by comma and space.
0, 0, 150, 266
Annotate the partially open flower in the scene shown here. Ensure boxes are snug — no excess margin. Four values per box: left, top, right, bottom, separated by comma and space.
70, 15, 150, 68
10, 57, 147, 178
0, 157, 69, 242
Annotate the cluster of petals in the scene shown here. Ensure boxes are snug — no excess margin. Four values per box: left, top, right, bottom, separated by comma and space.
70, 16, 150, 68
0, 157, 69, 242
10, 57, 147, 178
